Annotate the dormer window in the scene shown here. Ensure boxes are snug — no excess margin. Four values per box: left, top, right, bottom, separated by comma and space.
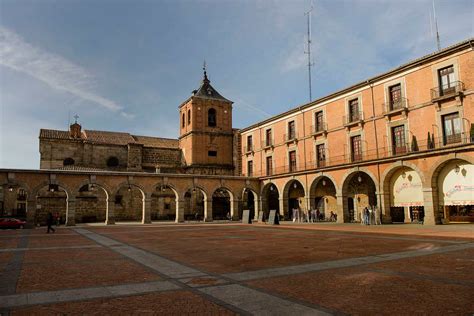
208, 108, 216, 127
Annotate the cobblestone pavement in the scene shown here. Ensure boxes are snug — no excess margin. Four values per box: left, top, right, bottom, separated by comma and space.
0, 223, 472, 315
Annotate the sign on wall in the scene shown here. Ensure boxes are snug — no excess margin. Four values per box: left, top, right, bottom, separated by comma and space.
439, 163, 474, 206
391, 169, 423, 207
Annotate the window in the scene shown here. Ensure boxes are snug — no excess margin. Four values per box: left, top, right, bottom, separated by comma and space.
107, 156, 119, 167
247, 135, 253, 151
288, 121, 296, 140
389, 84, 402, 110
63, 158, 75, 166
187, 109, 191, 125
289, 150, 297, 172
265, 129, 272, 146
266, 156, 273, 176
115, 195, 123, 204
208, 150, 217, 157
315, 111, 324, 132
316, 144, 326, 167
438, 65, 455, 96
351, 135, 362, 162
348, 99, 359, 122
182, 113, 185, 128
442, 113, 462, 144
208, 108, 216, 127
247, 160, 253, 176
391, 125, 407, 155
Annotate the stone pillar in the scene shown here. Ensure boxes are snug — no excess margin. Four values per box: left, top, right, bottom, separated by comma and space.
254, 197, 261, 221
404, 206, 412, 223
378, 191, 392, 224
26, 199, 36, 228
175, 199, 185, 223
422, 187, 437, 225
66, 198, 76, 226
336, 194, 344, 223
278, 198, 285, 220
204, 199, 213, 222
142, 197, 152, 224
106, 199, 115, 225
231, 199, 240, 221
257, 198, 264, 220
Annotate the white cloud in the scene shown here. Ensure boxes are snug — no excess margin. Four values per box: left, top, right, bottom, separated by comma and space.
0, 26, 126, 113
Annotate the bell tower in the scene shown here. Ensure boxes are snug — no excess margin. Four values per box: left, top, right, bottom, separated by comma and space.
178, 65, 234, 175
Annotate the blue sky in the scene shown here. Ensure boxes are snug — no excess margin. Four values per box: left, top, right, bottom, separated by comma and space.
1, 0, 473, 169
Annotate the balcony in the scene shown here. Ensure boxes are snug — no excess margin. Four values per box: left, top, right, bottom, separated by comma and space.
284, 133, 298, 144
261, 139, 273, 150
310, 122, 327, 137
343, 112, 364, 128
431, 81, 465, 108
383, 97, 409, 117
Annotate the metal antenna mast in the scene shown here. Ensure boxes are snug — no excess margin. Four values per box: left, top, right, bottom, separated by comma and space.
304, 4, 314, 102
432, 0, 441, 51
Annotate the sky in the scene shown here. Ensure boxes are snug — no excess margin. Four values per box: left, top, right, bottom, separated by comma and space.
0, 0, 473, 169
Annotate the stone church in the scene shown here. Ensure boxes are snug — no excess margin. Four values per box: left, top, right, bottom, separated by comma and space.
39, 69, 242, 176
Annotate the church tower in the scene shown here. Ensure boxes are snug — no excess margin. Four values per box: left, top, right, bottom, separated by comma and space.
178, 66, 234, 175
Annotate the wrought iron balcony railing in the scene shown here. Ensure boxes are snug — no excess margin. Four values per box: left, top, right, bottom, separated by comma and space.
343, 112, 364, 125
431, 81, 465, 100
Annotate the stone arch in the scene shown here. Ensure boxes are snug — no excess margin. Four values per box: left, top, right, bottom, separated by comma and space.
341, 171, 378, 223
261, 182, 280, 221
309, 175, 337, 221
429, 155, 474, 224
212, 187, 234, 220
113, 181, 146, 223
182, 185, 208, 221
0, 180, 31, 219
32, 181, 72, 226
282, 179, 306, 221
75, 183, 109, 224
381, 163, 425, 224
151, 182, 179, 222
241, 187, 259, 220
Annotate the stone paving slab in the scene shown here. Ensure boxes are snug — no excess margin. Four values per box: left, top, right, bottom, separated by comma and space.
246, 267, 474, 315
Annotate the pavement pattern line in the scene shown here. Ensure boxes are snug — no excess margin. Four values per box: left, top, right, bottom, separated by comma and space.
0, 245, 102, 252
0, 232, 30, 296
74, 228, 332, 315
0, 280, 180, 309
223, 242, 474, 281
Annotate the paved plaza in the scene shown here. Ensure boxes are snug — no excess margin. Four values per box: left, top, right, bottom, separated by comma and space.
0, 222, 473, 315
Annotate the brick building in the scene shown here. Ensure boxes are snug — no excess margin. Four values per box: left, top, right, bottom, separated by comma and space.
1, 38, 473, 226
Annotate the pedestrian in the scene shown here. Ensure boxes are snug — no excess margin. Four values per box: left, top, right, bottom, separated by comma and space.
316, 209, 320, 222
226, 211, 231, 221
363, 207, 368, 225
46, 212, 55, 234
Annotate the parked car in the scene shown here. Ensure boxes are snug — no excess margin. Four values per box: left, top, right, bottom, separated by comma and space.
0, 218, 26, 229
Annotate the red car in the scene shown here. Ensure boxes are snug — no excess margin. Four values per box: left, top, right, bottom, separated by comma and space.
0, 218, 26, 229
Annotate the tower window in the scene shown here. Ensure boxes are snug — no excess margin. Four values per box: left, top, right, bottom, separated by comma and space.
63, 158, 75, 166
208, 108, 216, 127
208, 150, 217, 157
107, 156, 119, 167
187, 109, 191, 125
182, 113, 185, 128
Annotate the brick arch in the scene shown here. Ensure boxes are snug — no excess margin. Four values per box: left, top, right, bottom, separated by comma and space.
0, 180, 32, 196
31, 180, 73, 199
112, 181, 147, 198
309, 174, 339, 195
308, 175, 338, 213
180, 185, 209, 201
31, 180, 73, 226
282, 179, 306, 220
74, 179, 113, 199
151, 182, 180, 222
260, 181, 282, 198
340, 167, 380, 194
380, 161, 428, 192
426, 153, 474, 187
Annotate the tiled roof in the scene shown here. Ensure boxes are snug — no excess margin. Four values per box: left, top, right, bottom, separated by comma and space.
39, 129, 72, 140
193, 72, 232, 103
40, 128, 179, 149
132, 135, 179, 148
84, 130, 137, 146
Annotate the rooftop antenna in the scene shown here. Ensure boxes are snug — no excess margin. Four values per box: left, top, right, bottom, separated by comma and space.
432, 0, 441, 51
304, 3, 315, 102
73, 114, 79, 124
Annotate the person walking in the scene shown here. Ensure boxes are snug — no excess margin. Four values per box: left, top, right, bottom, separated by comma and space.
46, 212, 55, 234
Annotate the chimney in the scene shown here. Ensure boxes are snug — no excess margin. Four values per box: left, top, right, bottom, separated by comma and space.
70, 122, 82, 138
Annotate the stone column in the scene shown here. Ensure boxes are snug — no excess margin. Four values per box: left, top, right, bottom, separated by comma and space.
106, 199, 115, 225
175, 199, 185, 223
336, 194, 345, 223
66, 198, 76, 226
378, 191, 392, 224
422, 187, 437, 225
254, 197, 261, 221
26, 199, 36, 228
278, 198, 285, 220
142, 197, 152, 224
231, 199, 240, 221
204, 199, 213, 222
